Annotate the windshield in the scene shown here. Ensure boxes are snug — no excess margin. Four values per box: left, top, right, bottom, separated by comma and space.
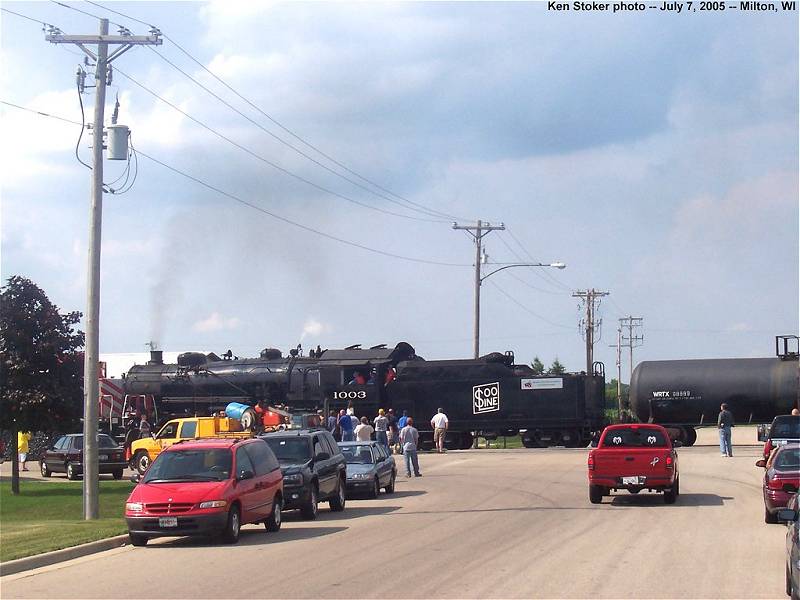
774, 447, 800, 471
770, 417, 800, 439
143, 449, 231, 483
74, 435, 119, 450
264, 437, 312, 463
340, 445, 375, 465
601, 428, 669, 448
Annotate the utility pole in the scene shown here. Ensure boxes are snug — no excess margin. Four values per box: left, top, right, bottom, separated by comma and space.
452, 220, 505, 358
620, 315, 644, 382
573, 289, 609, 375
609, 326, 622, 420
47, 20, 161, 520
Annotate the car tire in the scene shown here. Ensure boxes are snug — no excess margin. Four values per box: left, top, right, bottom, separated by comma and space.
765, 507, 778, 524
133, 451, 150, 475
329, 477, 346, 512
787, 564, 792, 598
66, 462, 79, 480
385, 471, 396, 494
589, 485, 602, 504
40, 461, 51, 478
369, 478, 380, 499
664, 486, 677, 504
300, 485, 318, 520
221, 505, 241, 544
128, 533, 148, 547
265, 495, 282, 532
112, 469, 123, 480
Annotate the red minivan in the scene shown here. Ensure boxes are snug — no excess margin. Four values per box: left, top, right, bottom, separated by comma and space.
125, 438, 283, 546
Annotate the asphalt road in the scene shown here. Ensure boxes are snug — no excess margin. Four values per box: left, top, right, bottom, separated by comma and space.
1, 427, 788, 599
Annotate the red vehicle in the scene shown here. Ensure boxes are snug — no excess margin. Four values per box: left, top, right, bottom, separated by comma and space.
125, 438, 283, 546
762, 415, 800, 459
587, 424, 680, 504
756, 443, 800, 524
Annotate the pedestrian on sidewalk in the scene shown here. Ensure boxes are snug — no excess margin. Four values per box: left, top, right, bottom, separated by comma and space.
354, 417, 374, 442
717, 403, 734, 457
400, 417, 421, 477
430, 408, 449, 453
17, 431, 31, 471
374, 409, 389, 449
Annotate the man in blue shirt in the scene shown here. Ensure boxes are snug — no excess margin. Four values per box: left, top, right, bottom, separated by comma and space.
339, 409, 355, 442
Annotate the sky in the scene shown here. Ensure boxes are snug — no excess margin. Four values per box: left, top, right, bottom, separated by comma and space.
1, 0, 798, 379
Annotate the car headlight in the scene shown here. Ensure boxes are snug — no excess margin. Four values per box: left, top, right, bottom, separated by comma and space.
125, 502, 144, 512
349, 472, 371, 480
198, 500, 228, 509
283, 473, 303, 485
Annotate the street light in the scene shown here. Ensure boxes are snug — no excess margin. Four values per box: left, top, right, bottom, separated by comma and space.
474, 261, 566, 359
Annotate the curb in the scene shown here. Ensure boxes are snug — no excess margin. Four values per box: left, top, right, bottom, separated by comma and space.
0, 535, 129, 577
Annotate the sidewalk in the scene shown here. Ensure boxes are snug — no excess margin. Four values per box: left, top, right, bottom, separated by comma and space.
0, 459, 135, 482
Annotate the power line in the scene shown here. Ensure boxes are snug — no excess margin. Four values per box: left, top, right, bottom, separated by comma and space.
1, 7, 58, 27
487, 280, 574, 330
82, 0, 469, 222
48, 0, 124, 27
146, 46, 448, 222
0, 99, 470, 268
505, 228, 573, 292
113, 67, 443, 223
493, 232, 566, 295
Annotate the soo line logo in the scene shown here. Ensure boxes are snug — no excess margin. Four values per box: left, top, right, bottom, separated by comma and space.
473, 382, 500, 414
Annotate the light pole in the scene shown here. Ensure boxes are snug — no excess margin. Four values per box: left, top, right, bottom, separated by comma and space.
474, 261, 566, 358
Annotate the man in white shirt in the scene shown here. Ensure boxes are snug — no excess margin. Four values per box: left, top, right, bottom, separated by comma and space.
354, 417, 374, 442
430, 408, 449, 453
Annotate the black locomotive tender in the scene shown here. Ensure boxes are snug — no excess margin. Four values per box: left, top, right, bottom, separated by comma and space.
123, 343, 607, 449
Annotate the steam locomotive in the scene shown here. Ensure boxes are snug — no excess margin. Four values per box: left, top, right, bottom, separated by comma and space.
121, 342, 608, 449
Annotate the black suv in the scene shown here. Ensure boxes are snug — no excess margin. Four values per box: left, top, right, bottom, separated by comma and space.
261, 429, 346, 519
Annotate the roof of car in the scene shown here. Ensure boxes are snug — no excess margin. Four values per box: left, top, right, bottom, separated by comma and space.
165, 438, 256, 451
338, 441, 379, 446
603, 423, 668, 431
261, 428, 326, 438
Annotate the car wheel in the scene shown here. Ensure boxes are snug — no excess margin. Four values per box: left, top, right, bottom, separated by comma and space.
674, 476, 680, 496
663, 486, 677, 504
265, 495, 282, 532
765, 507, 778, 524
787, 564, 793, 598
369, 477, 380, 499
128, 533, 148, 547
221, 506, 241, 544
300, 485, 318, 520
66, 462, 79, 480
112, 469, 123, 480
329, 477, 346, 512
589, 485, 602, 504
40, 461, 51, 478
134, 451, 150, 475
385, 471, 396, 494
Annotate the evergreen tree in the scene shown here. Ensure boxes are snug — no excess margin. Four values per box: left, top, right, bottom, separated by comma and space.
548, 358, 566, 375
530, 356, 545, 375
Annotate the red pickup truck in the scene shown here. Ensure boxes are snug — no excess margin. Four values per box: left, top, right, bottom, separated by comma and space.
587, 424, 680, 505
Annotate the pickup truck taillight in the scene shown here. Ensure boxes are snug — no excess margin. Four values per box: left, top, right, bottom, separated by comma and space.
665, 454, 674, 469
587, 452, 595, 471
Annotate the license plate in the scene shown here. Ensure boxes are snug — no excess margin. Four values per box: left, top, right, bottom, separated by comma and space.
622, 476, 644, 485
158, 517, 178, 528
99, 455, 108, 461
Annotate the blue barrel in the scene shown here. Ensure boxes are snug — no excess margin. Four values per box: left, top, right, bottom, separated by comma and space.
225, 402, 251, 421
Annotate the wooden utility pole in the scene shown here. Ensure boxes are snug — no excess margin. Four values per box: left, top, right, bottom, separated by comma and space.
573, 289, 609, 375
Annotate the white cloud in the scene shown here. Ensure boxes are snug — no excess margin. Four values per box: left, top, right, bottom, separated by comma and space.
192, 312, 242, 332
300, 318, 331, 340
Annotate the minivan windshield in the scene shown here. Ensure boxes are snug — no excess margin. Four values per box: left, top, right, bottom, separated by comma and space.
143, 449, 231, 483
263, 437, 312, 463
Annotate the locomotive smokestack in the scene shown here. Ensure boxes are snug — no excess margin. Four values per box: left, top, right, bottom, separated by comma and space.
148, 350, 163, 365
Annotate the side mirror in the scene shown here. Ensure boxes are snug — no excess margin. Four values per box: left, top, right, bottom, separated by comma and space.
755, 459, 767, 468
315, 452, 330, 461
237, 469, 254, 481
130, 474, 141, 484
776, 509, 798, 523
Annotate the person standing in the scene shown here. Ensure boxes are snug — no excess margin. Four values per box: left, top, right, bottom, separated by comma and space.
139, 414, 152, 438
717, 403, 734, 457
339, 409, 355, 442
374, 409, 389, 449
430, 408, 449, 453
17, 431, 31, 471
327, 410, 340, 440
387, 408, 399, 452
399, 417, 421, 477
354, 417, 374, 442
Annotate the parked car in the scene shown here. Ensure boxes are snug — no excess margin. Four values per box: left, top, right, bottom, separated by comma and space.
777, 494, 799, 599
756, 443, 800, 524
587, 424, 680, 504
763, 415, 800, 459
261, 429, 346, 519
40, 434, 127, 480
124, 438, 283, 546
338, 441, 396, 498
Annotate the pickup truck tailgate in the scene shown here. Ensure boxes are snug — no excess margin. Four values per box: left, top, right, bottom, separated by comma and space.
594, 449, 672, 479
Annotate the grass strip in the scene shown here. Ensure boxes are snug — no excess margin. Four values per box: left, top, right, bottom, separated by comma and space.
0, 480, 134, 562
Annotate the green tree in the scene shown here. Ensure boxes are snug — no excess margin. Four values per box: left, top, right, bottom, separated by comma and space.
530, 356, 545, 375
0, 276, 84, 494
548, 358, 566, 375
